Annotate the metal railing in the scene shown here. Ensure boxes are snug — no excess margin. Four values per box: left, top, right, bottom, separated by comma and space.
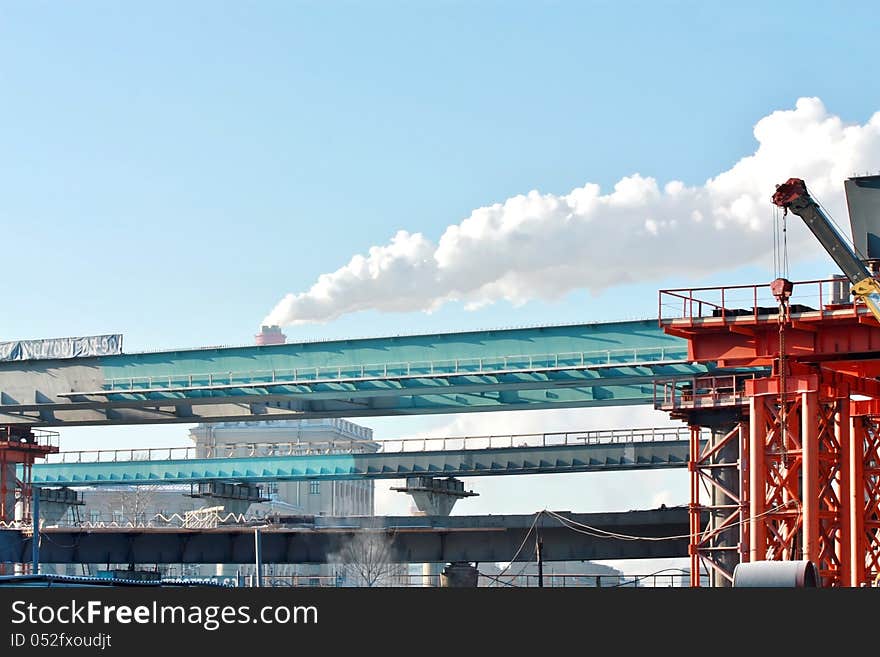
377, 426, 695, 454
654, 374, 757, 410
44, 426, 699, 465
478, 572, 693, 588
234, 572, 694, 588
659, 277, 856, 324
0, 428, 60, 449
99, 345, 690, 393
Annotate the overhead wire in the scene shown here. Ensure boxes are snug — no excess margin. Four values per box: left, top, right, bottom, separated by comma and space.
480, 549, 540, 588
465, 502, 804, 587
782, 209, 790, 278
477, 571, 519, 587
772, 204, 780, 278
607, 567, 692, 588
543, 502, 799, 542
491, 510, 542, 581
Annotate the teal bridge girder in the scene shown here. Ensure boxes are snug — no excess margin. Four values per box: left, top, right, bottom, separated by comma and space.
0, 319, 721, 427
30, 427, 700, 486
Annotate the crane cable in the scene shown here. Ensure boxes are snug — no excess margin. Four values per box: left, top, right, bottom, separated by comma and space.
772, 204, 791, 280
772, 203, 790, 460
779, 292, 789, 460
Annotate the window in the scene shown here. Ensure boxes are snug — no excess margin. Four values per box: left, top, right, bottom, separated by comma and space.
309, 481, 320, 495
111, 510, 123, 524
89, 510, 101, 523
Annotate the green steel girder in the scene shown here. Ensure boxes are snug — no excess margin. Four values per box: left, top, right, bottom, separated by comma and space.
31, 439, 693, 486
0, 318, 745, 426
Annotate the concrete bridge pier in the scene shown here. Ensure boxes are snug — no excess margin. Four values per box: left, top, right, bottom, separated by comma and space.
37, 488, 84, 525
392, 476, 477, 586
187, 482, 268, 518
441, 562, 479, 587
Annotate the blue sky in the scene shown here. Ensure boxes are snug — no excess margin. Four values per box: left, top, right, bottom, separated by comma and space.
4, 1, 879, 347
3, 2, 880, 559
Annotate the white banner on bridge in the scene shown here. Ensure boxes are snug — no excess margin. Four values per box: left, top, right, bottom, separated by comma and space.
0, 334, 123, 362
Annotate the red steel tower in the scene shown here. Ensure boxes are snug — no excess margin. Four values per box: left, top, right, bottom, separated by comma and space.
659, 278, 880, 586
0, 425, 59, 524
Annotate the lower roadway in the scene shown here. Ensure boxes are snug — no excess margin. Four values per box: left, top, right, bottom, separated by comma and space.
0, 507, 691, 564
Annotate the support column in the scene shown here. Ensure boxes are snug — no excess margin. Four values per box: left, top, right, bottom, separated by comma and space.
37, 487, 85, 525
749, 397, 767, 561
254, 527, 262, 588
31, 486, 40, 575
187, 482, 267, 519
801, 391, 819, 565
854, 415, 880, 585
392, 477, 477, 586
688, 426, 700, 588
836, 398, 851, 587
849, 416, 865, 587
440, 562, 478, 587
710, 425, 739, 587
0, 461, 14, 523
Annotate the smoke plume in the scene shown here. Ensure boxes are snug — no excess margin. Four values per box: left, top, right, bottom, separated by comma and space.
264, 97, 880, 326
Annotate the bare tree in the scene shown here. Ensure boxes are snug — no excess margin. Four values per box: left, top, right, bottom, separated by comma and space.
117, 485, 160, 526
335, 530, 400, 587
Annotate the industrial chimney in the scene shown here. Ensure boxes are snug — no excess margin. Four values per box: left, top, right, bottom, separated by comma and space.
255, 325, 287, 346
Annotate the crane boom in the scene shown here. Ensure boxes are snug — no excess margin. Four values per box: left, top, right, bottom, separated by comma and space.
772, 177, 880, 322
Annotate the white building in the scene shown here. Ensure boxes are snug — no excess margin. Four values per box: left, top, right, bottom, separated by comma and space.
188, 418, 378, 518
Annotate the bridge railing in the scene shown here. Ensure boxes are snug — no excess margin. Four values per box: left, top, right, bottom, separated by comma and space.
659, 278, 852, 324
99, 345, 691, 393
44, 426, 699, 465
377, 426, 695, 454
0, 427, 60, 449
654, 374, 757, 411
235, 572, 694, 587
478, 572, 694, 588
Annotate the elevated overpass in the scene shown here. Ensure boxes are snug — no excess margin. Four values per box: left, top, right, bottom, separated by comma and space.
0, 319, 711, 427
0, 508, 690, 564
30, 427, 697, 486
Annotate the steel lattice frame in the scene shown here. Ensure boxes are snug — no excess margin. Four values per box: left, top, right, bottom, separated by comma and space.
748, 387, 849, 587
663, 278, 880, 586
749, 395, 803, 564
688, 422, 748, 586
0, 448, 36, 524
853, 416, 880, 584
0, 428, 58, 526
685, 384, 880, 587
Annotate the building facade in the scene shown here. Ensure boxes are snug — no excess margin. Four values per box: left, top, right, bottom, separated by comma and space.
188, 418, 378, 518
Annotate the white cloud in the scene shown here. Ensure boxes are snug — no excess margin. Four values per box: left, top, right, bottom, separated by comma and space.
264, 97, 880, 326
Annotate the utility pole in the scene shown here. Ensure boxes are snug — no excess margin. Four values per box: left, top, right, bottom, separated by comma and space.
536, 532, 544, 588
254, 527, 263, 587
31, 486, 40, 575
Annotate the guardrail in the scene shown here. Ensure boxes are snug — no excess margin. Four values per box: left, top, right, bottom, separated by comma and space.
654, 374, 757, 410
100, 345, 691, 393
0, 428, 60, 449
659, 277, 854, 324
44, 426, 699, 465
234, 572, 695, 588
